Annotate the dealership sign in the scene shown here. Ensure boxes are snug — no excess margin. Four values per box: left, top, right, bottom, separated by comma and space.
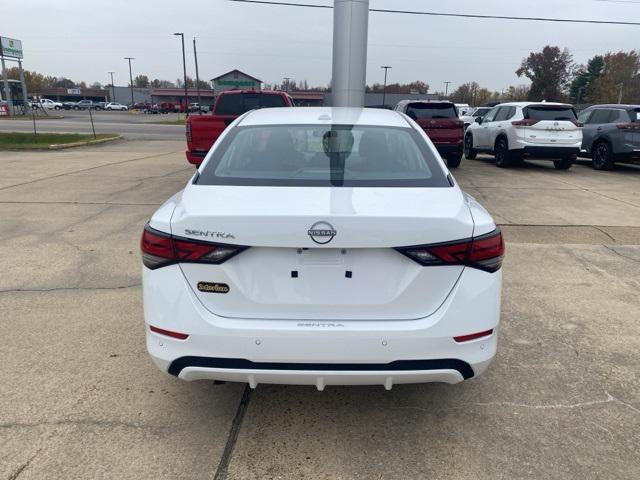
0, 37, 23, 59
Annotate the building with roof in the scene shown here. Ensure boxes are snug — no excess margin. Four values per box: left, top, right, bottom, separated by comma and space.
211, 70, 262, 92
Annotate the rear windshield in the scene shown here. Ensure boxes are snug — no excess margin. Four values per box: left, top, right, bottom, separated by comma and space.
525, 105, 577, 121
632, 109, 640, 122
196, 125, 449, 187
215, 93, 287, 116
406, 103, 457, 119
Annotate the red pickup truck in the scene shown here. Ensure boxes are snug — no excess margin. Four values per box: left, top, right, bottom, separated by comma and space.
186, 90, 294, 165
394, 100, 464, 168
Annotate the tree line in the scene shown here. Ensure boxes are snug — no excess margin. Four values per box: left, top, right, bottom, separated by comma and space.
5, 69, 212, 93
449, 46, 640, 106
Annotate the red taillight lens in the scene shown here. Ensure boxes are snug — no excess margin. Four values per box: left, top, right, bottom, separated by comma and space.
616, 122, 640, 130
186, 122, 192, 142
511, 119, 539, 127
397, 229, 504, 273
140, 225, 247, 270
454, 329, 494, 343
149, 325, 189, 340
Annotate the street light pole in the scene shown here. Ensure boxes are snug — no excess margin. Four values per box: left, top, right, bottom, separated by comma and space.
174, 33, 189, 117
618, 83, 624, 104
444, 81, 451, 98
381, 65, 391, 107
108, 71, 115, 102
123, 58, 135, 107
193, 37, 202, 115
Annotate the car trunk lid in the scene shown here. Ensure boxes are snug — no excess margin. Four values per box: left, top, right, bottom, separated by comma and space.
171, 185, 474, 320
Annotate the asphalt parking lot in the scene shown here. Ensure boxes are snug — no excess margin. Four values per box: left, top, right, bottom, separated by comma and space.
1, 140, 639, 479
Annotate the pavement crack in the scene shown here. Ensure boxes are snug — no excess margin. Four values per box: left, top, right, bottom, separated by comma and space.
213, 385, 253, 480
593, 226, 617, 243
8, 448, 40, 480
603, 245, 640, 263
0, 284, 141, 294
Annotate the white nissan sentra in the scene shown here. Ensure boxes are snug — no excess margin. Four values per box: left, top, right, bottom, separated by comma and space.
141, 107, 503, 390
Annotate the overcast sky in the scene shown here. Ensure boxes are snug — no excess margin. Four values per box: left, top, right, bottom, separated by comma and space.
4, 0, 640, 92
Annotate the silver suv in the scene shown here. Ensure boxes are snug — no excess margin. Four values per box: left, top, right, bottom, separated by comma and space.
578, 104, 640, 170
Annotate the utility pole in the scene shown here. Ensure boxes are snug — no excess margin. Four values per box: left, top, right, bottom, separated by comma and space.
174, 33, 189, 117
618, 83, 624, 104
193, 37, 202, 114
444, 81, 451, 98
124, 58, 135, 107
332, 0, 369, 108
380, 65, 391, 107
108, 71, 115, 102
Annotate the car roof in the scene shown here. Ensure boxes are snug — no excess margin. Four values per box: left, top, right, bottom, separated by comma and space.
583, 104, 640, 109
496, 101, 573, 107
239, 107, 411, 128
220, 89, 287, 96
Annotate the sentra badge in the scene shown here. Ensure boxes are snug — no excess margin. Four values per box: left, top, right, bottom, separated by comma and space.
197, 282, 230, 294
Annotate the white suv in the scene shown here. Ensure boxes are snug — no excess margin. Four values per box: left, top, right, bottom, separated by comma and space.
464, 102, 582, 169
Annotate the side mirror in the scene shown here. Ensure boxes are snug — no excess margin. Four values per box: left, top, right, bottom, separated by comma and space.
475, 117, 483, 124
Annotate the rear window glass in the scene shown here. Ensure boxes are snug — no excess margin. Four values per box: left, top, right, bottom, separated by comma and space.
632, 109, 640, 122
196, 125, 449, 188
406, 103, 457, 119
525, 106, 577, 121
215, 93, 287, 115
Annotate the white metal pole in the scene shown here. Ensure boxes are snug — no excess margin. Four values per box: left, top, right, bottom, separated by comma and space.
1, 55, 14, 113
331, 0, 369, 108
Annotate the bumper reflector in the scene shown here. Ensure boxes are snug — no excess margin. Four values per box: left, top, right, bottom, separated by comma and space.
149, 325, 189, 340
454, 329, 494, 343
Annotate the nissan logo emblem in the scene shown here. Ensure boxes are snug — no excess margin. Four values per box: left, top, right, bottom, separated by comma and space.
307, 221, 337, 245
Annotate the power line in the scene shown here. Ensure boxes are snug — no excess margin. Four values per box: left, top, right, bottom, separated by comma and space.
228, 0, 640, 26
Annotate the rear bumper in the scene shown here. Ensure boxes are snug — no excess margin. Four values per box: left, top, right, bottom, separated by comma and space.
185, 149, 207, 166
143, 264, 502, 389
434, 142, 463, 157
521, 146, 580, 159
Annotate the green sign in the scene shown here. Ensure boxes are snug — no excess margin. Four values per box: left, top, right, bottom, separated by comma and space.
1, 37, 23, 59
217, 79, 257, 87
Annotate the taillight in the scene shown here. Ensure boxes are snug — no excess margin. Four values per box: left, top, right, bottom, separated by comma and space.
149, 325, 189, 340
396, 228, 504, 273
186, 122, 192, 142
454, 329, 494, 343
511, 119, 539, 127
616, 122, 640, 130
140, 224, 247, 270
571, 120, 584, 127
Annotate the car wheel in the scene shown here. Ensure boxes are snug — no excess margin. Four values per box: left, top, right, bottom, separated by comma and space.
494, 138, 512, 168
464, 133, 477, 160
592, 141, 614, 170
73, 106, 79, 110
54, 106, 61, 110
553, 156, 574, 170
446, 154, 463, 169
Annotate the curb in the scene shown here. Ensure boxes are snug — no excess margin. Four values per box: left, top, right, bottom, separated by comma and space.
47, 135, 123, 150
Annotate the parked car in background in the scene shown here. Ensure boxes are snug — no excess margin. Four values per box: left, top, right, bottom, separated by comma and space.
142, 107, 504, 389
73, 99, 104, 110
460, 107, 493, 130
62, 101, 78, 110
394, 100, 464, 168
455, 103, 472, 116
464, 102, 582, 169
578, 104, 640, 170
105, 102, 128, 111
186, 90, 294, 165
31, 98, 63, 110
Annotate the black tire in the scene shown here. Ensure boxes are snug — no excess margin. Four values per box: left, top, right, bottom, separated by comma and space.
553, 156, 574, 170
464, 133, 477, 160
73, 106, 79, 110
447, 154, 463, 169
592, 141, 614, 170
54, 105, 61, 110
494, 137, 512, 168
